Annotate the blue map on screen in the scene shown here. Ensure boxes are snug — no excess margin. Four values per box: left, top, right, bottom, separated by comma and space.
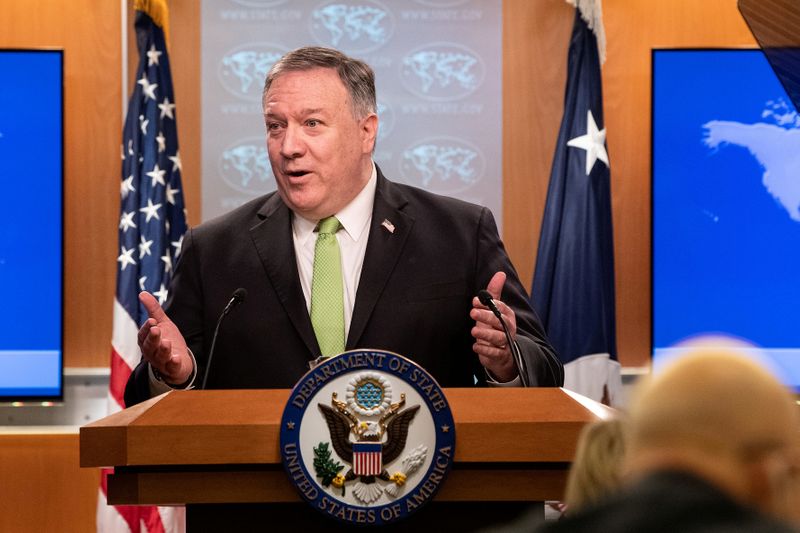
653, 49, 800, 388
0, 50, 63, 399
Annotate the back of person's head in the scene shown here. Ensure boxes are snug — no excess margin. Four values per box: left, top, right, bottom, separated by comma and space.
563, 417, 627, 512
626, 345, 799, 517
262, 46, 376, 119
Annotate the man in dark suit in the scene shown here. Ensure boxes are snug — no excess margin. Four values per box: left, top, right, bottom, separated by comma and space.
539, 348, 800, 533
125, 46, 562, 406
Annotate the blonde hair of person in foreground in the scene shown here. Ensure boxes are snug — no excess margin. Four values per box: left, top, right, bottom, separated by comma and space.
563, 417, 627, 513
626, 347, 800, 523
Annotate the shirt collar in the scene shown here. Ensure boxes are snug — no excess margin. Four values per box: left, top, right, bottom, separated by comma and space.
292, 162, 377, 244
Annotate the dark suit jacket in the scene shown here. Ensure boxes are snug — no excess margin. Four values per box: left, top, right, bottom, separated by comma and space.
125, 169, 562, 405
537, 470, 796, 533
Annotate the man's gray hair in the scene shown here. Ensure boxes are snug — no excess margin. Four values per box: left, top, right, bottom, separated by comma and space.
263, 46, 377, 119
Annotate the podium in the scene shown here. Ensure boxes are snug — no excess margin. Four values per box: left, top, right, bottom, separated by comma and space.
81, 387, 612, 507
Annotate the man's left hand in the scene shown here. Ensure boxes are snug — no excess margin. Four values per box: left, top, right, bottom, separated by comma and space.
470, 271, 518, 382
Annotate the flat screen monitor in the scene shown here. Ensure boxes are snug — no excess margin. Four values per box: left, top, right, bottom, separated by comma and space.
652, 48, 800, 388
0, 49, 64, 401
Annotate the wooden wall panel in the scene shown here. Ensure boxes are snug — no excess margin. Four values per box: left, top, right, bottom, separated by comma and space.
168, 1, 202, 228
0, 434, 99, 533
502, 0, 573, 292
0, 0, 122, 368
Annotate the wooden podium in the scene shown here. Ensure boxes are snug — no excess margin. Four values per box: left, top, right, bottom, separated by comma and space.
80, 388, 612, 506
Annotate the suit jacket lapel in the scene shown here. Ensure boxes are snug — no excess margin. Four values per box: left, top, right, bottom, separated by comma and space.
249, 194, 320, 357
347, 173, 414, 349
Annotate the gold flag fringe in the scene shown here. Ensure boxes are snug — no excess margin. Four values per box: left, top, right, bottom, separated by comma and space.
134, 0, 170, 43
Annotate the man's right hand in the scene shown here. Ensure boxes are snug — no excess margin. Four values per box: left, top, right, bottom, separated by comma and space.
137, 291, 193, 385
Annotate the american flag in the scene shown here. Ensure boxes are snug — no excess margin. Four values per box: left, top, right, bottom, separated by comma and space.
97, 1, 186, 531
352, 442, 383, 476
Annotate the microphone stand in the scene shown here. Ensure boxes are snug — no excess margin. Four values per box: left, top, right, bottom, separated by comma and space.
200, 288, 247, 390
478, 290, 530, 387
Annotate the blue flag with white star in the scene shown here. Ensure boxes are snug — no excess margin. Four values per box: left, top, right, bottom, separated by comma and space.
117, 9, 187, 325
531, 6, 620, 405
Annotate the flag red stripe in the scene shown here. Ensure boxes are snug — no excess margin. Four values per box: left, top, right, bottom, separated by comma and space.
109, 347, 132, 410
354, 452, 382, 476
101, 467, 168, 533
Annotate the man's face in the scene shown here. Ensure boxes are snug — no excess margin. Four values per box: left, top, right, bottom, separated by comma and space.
263, 68, 377, 220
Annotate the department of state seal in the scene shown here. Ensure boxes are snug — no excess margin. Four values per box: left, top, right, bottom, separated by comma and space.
280, 349, 456, 526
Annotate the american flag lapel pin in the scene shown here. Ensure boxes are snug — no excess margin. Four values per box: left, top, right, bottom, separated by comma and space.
381, 219, 395, 234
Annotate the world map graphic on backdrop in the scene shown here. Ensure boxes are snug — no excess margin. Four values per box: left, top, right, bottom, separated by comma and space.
703, 99, 800, 222
310, 2, 395, 53
202, 0, 501, 222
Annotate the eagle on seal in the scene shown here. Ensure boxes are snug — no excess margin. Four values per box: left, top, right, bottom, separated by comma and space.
318, 392, 420, 484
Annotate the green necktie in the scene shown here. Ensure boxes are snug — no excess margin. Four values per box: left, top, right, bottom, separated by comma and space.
310, 216, 345, 358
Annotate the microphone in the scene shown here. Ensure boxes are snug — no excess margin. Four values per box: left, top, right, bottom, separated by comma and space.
477, 290, 530, 387
200, 288, 247, 390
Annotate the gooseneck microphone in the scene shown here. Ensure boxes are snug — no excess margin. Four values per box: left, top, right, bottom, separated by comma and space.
477, 290, 530, 387
200, 288, 248, 390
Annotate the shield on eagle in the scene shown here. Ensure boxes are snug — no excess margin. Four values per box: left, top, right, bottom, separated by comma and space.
352, 442, 382, 476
